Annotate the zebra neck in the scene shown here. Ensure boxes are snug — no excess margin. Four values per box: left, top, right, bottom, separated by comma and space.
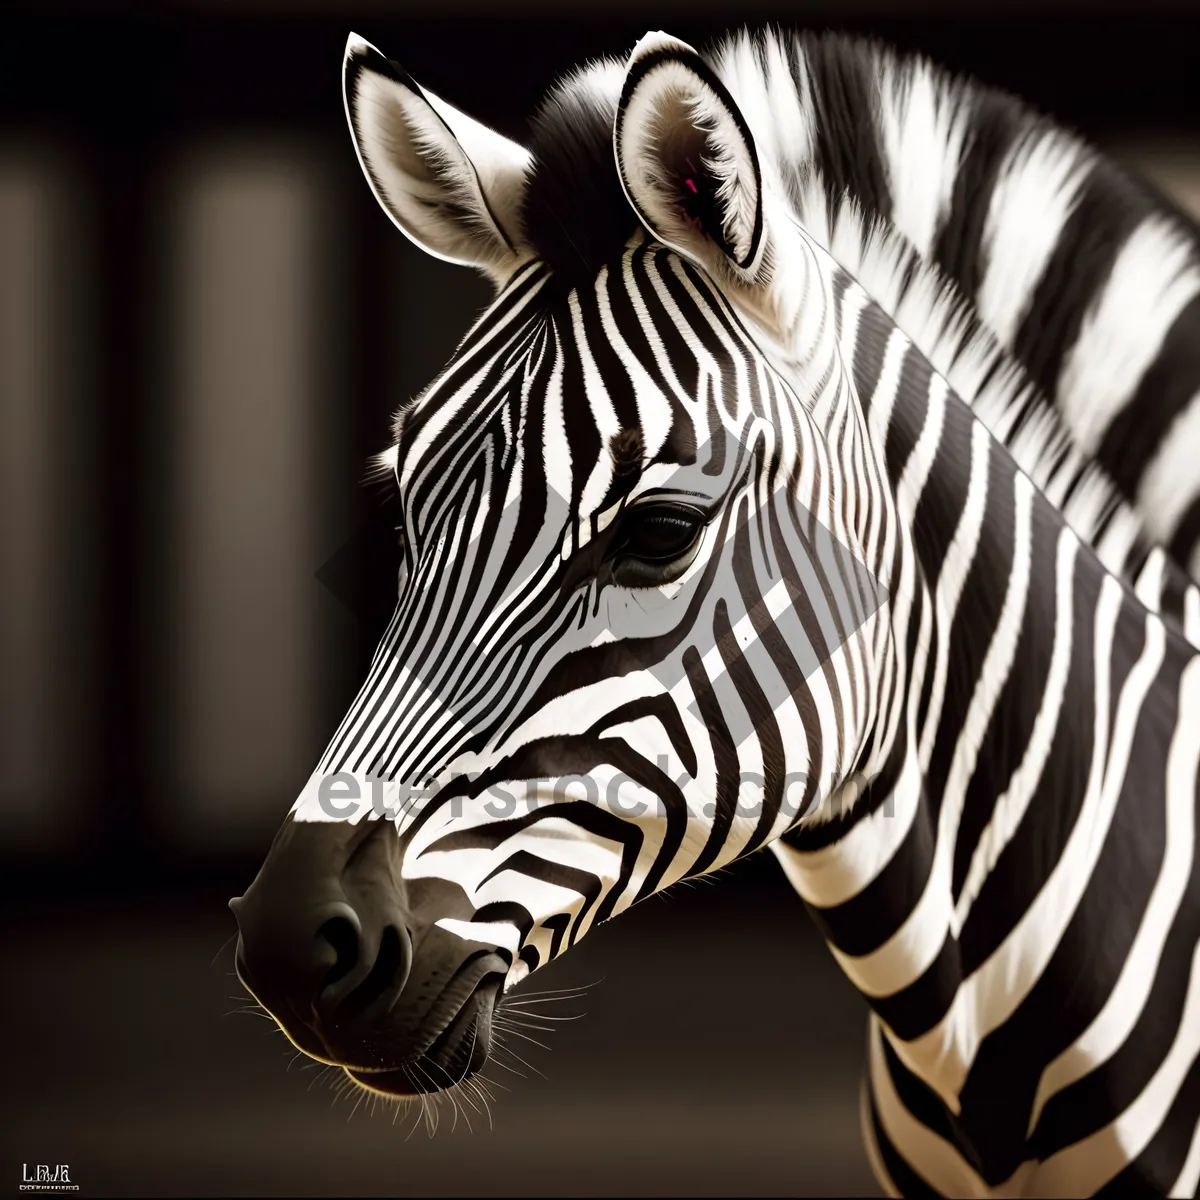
708, 31, 1200, 650
780, 273, 1200, 1107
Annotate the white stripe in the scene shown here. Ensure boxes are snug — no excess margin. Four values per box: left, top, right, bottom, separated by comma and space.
917, 419, 991, 770
436, 917, 523, 953
978, 129, 1092, 346
1138, 388, 1200, 545
1035, 938, 1200, 1195
1028, 654, 1200, 1135
1058, 217, 1200, 458
897, 575, 1120, 1096
860, 1075, 903, 1199
953, 529, 1079, 935
865, 326, 915, 437
771, 744, 923, 909
875, 56, 968, 259
1171, 1117, 1200, 1199
1135, 546, 1169, 616
763, 35, 815, 178
838, 475, 1035, 1010
867, 1013, 1036, 1197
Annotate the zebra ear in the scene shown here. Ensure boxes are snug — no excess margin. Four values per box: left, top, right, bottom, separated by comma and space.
614, 31, 766, 280
343, 33, 532, 281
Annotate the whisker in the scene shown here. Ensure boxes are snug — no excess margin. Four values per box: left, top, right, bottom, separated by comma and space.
490, 1035, 546, 1080
225, 1007, 276, 1022
491, 1022, 551, 1052
464, 1075, 494, 1131
401, 1066, 426, 1141
501, 1001, 587, 1018
210, 931, 239, 969
476, 1071, 509, 1094
488, 1058, 528, 1080
504, 981, 602, 1001
496, 1011, 569, 1031
412, 1061, 445, 1136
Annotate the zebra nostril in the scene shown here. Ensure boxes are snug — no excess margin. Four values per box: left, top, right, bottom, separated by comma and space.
318, 915, 361, 992
334, 925, 410, 1024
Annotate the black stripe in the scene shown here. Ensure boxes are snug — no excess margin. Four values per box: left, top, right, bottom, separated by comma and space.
865, 1074, 943, 1199
779, 711, 908, 853
709, 588, 787, 849
1012, 159, 1146, 404
1168, 492, 1200, 572
478, 849, 603, 950
870, 933, 961, 1043
1094, 291, 1200, 498
806, 803, 934, 958
933, 85, 1023, 300
955, 542, 1107, 975
1028, 705, 1192, 1160
577, 278, 641, 430
472, 901, 536, 941
949, 479, 1060, 900
684, 645, 746, 877
1095, 1050, 1200, 1197
910, 379, 972, 585
923, 426, 1018, 821
883, 342, 935, 485
880, 1030, 986, 1176
558, 322, 604, 519
638, 247, 701, 400
801, 32, 892, 222
963, 632, 1181, 1176
543, 912, 570, 960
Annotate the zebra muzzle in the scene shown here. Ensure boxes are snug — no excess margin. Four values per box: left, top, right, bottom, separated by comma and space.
229, 816, 509, 1092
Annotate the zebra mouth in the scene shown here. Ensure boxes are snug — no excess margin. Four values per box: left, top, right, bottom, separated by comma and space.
343, 975, 502, 1097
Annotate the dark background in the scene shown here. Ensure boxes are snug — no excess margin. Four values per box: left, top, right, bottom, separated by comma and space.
1, 1, 1198, 1195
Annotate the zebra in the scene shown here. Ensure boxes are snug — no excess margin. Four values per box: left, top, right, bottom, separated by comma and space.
703, 29, 1200, 586
229, 28, 1200, 1197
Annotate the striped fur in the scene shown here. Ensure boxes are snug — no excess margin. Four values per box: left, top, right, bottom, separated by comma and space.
706, 29, 1200, 585
243, 29, 1200, 1198
506, 30, 1200, 637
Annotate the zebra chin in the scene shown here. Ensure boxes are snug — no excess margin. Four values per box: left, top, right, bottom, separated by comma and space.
342, 977, 502, 1097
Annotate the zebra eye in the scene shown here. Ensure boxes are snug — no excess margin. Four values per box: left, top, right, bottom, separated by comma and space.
611, 503, 706, 587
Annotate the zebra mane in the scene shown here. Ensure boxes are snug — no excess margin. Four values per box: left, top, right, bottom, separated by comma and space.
518, 57, 638, 282
789, 173, 1149, 577
516, 26, 1163, 580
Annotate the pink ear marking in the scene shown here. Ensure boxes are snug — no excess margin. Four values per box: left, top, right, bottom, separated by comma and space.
685, 178, 698, 194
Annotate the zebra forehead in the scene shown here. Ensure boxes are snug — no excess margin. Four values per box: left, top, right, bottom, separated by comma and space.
518, 57, 643, 283
384, 251, 736, 489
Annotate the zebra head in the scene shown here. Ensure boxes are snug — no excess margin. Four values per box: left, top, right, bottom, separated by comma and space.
232, 31, 889, 1100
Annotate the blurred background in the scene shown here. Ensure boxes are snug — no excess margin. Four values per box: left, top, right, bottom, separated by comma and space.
1, 1, 1198, 1195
